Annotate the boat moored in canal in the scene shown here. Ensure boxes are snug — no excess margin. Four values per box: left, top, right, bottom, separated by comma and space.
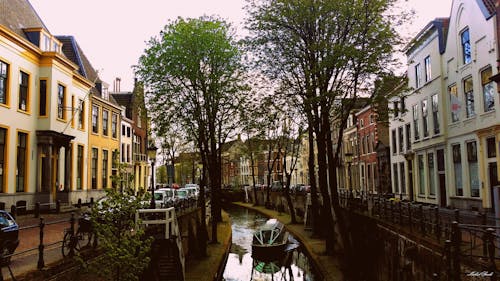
251, 218, 290, 262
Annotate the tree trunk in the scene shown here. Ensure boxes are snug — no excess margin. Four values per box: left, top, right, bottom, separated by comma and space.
307, 124, 321, 237
283, 174, 297, 224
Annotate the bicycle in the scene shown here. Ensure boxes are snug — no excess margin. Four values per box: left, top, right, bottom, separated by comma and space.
62, 213, 93, 257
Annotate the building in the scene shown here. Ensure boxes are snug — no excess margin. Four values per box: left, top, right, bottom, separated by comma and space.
0, 0, 106, 207
395, 18, 449, 205
391, 0, 499, 212
443, 0, 497, 211
111, 80, 149, 193
87, 82, 121, 192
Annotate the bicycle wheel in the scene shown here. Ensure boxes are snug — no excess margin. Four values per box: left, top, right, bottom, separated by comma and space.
76, 230, 92, 251
61, 232, 72, 257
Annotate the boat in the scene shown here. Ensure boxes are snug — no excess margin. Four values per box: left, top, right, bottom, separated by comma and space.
251, 219, 290, 262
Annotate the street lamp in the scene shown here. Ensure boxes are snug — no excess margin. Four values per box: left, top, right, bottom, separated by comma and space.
345, 152, 353, 191
147, 143, 158, 209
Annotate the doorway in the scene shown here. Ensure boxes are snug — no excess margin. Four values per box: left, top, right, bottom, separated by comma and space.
437, 149, 446, 207
489, 162, 498, 212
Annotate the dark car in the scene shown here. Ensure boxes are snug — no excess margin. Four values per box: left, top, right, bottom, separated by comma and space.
0, 210, 19, 265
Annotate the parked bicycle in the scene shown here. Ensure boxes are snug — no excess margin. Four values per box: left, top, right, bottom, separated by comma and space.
61, 213, 93, 257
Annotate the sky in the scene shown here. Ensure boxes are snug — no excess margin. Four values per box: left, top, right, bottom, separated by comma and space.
29, 0, 453, 92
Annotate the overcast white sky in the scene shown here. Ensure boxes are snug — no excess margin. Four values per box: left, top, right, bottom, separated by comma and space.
29, 0, 453, 91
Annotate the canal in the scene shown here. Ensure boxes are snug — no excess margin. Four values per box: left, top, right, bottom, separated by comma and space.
222, 204, 318, 281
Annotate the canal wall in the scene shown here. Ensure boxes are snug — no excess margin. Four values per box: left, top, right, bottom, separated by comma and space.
226, 190, 454, 281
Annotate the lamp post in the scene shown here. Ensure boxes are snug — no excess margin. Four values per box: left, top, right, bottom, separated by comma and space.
147, 143, 158, 209
345, 152, 353, 191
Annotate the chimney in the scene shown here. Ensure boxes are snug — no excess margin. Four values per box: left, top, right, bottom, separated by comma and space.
113, 77, 121, 92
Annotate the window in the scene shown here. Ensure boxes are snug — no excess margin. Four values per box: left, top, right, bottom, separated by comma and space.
391, 129, 397, 154
0, 128, 5, 192
16, 132, 27, 192
39, 80, 47, 116
400, 162, 405, 195
91, 148, 98, 189
461, 28, 471, 64
487, 137, 496, 158
92, 105, 99, 133
393, 164, 399, 193
464, 77, 475, 118
415, 63, 422, 88
453, 144, 463, 196
405, 123, 411, 151
481, 67, 495, 112
424, 56, 431, 82
112, 113, 118, 138
418, 155, 425, 195
57, 84, 65, 119
401, 97, 406, 113
449, 84, 460, 122
398, 126, 404, 153
122, 125, 125, 136
393, 101, 399, 118
432, 94, 439, 134
102, 150, 108, 188
78, 100, 84, 129
18, 71, 29, 111
467, 141, 479, 197
0, 60, 8, 105
422, 99, 428, 138
102, 110, 109, 136
413, 104, 419, 140
127, 127, 131, 138
428, 153, 435, 195
77, 145, 83, 190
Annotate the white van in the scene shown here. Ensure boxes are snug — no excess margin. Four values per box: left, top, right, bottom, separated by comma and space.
154, 188, 177, 208
183, 184, 200, 199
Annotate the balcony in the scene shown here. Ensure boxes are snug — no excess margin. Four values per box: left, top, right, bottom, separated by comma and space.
134, 153, 147, 163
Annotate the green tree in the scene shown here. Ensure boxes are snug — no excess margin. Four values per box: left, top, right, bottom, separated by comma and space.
156, 165, 167, 184
88, 189, 152, 281
245, 0, 409, 276
135, 16, 248, 246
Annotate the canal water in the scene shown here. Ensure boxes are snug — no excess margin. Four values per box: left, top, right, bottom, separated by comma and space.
222, 204, 318, 281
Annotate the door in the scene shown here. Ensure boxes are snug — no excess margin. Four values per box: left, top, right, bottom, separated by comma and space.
437, 149, 446, 207
489, 162, 499, 213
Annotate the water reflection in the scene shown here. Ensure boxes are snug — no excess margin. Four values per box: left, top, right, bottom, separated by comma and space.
223, 205, 316, 281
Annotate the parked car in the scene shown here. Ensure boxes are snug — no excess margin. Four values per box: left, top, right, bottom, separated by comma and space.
0, 210, 19, 265
156, 188, 177, 207
183, 184, 200, 199
175, 189, 190, 202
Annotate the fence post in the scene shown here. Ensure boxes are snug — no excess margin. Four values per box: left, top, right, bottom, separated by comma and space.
34, 202, 40, 218
398, 201, 402, 225
10, 205, 16, 219
391, 200, 395, 223
445, 240, 452, 281
454, 209, 460, 223
486, 228, 497, 277
408, 203, 413, 232
56, 200, 61, 213
451, 221, 461, 281
37, 218, 45, 269
69, 213, 75, 257
419, 205, 425, 235
435, 207, 441, 240
77, 199, 82, 209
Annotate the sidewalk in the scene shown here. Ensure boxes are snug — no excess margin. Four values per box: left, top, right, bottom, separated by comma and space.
2, 209, 233, 281
233, 202, 344, 281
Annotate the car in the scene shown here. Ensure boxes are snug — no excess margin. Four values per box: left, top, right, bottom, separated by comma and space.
175, 189, 190, 202
183, 184, 200, 199
156, 188, 177, 207
0, 210, 19, 265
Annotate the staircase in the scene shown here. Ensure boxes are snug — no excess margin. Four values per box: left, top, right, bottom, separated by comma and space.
156, 239, 183, 281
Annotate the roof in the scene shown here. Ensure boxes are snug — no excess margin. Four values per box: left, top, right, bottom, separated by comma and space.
478, 0, 496, 18
404, 18, 449, 55
56, 35, 101, 94
111, 92, 133, 106
0, 0, 48, 39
